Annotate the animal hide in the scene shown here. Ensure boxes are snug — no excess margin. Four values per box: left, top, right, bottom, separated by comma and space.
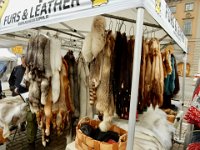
41, 78, 50, 105
28, 79, 41, 113
43, 37, 52, 78
81, 16, 106, 63
172, 54, 180, 95
82, 33, 93, 63
95, 31, 115, 132
91, 16, 106, 58
44, 87, 52, 137
138, 106, 175, 150
77, 54, 93, 119
51, 71, 60, 103
64, 51, 79, 118
112, 32, 123, 116
25, 37, 35, 68
50, 36, 62, 103
139, 39, 148, 109
149, 38, 164, 108
0, 96, 28, 138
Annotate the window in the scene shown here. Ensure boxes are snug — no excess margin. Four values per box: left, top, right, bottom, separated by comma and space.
183, 19, 192, 35
185, 3, 194, 11
170, 6, 176, 13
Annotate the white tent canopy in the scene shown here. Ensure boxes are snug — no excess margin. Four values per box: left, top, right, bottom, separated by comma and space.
0, 48, 17, 61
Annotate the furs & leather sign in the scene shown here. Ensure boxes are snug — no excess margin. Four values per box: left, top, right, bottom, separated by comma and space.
3, 0, 80, 26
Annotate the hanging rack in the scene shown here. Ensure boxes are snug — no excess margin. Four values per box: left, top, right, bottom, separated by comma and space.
60, 22, 85, 39
35, 26, 85, 39
102, 14, 161, 29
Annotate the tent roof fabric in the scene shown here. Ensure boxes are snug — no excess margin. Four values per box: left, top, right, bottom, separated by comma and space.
0, 48, 17, 61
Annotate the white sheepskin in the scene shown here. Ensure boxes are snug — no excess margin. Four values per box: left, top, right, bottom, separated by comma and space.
138, 106, 175, 150
0, 100, 27, 138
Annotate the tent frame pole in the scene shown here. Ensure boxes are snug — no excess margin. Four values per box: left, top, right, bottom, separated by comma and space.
127, 7, 144, 150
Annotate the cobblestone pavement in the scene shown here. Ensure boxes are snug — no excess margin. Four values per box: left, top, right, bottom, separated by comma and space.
6, 128, 68, 150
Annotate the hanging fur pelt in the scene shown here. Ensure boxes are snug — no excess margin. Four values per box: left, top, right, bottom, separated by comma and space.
77, 54, 93, 119
82, 16, 106, 63
50, 36, 62, 103
91, 16, 106, 58
96, 31, 115, 132
149, 38, 164, 108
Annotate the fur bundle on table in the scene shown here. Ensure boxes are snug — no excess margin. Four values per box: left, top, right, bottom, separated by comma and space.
137, 106, 175, 150
0, 96, 28, 138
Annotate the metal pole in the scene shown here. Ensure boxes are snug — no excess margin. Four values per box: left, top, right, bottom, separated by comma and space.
182, 53, 187, 108
127, 8, 144, 150
179, 52, 187, 141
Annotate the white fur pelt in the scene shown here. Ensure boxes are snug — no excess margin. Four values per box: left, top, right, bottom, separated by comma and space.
82, 16, 106, 63
82, 33, 93, 63
0, 96, 28, 138
91, 16, 106, 58
137, 106, 175, 150
41, 78, 50, 105
50, 36, 62, 103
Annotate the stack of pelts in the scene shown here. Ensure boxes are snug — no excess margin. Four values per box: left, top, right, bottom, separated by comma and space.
82, 16, 115, 132
140, 38, 164, 109
25, 34, 74, 146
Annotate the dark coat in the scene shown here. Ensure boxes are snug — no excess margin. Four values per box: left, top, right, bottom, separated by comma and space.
9, 65, 28, 94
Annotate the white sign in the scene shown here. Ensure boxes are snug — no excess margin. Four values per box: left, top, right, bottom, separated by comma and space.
144, 0, 188, 52
0, 0, 92, 30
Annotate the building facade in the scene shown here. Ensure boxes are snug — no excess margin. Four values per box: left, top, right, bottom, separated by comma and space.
166, 0, 200, 76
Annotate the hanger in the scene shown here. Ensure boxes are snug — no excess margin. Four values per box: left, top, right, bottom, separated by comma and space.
115, 20, 119, 32
121, 21, 126, 33
53, 31, 59, 38
129, 24, 134, 36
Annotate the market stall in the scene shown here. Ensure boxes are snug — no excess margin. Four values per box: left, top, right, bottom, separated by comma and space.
0, 0, 188, 149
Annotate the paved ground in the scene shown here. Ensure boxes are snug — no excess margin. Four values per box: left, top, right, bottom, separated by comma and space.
5, 128, 68, 150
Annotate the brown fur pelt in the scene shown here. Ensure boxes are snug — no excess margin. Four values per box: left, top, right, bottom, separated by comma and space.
64, 51, 79, 118
149, 38, 164, 108
139, 39, 149, 109
95, 31, 115, 132
161, 49, 172, 78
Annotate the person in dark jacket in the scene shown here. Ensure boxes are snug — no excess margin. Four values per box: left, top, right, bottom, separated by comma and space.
9, 56, 28, 96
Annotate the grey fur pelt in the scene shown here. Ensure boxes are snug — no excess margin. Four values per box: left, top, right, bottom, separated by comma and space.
78, 54, 93, 119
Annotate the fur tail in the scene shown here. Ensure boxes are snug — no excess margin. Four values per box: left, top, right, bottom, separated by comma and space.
51, 71, 60, 103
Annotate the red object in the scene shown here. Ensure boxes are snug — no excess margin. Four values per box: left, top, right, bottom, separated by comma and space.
187, 143, 200, 150
184, 106, 200, 128
107, 139, 117, 144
